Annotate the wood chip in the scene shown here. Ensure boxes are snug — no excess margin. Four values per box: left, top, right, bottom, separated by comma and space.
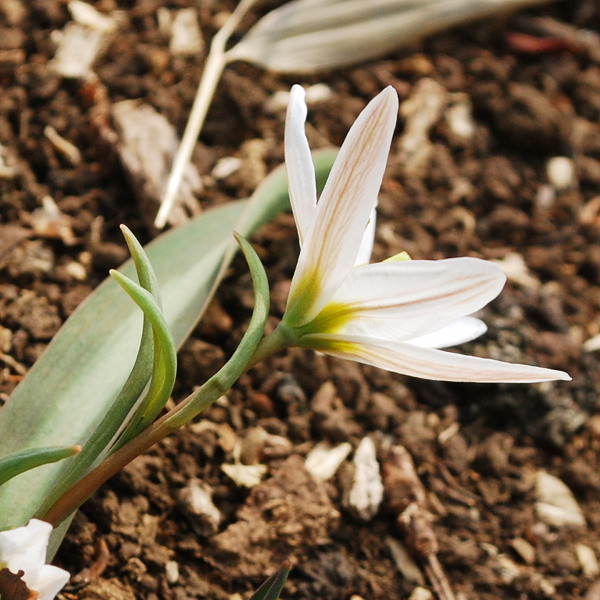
178, 478, 222, 535
222, 463, 267, 488
50, 23, 112, 79
386, 537, 425, 585
535, 470, 586, 528
509, 537, 536, 565
408, 587, 434, 600
44, 125, 82, 166
345, 437, 384, 521
398, 78, 448, 174
111, 101, 202, 229
69, 0, 118, 33
169, 8, 203, 56
305, 441, 352, 482
576, 544, 600, 578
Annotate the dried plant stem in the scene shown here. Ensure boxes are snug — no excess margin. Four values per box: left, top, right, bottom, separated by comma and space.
154, 0, 258, 228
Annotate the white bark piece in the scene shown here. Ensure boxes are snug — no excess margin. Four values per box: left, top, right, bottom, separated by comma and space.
347, 437, 384, 521
445, 95, 476, 139
69, 0, 118, 33
387, 537, 425, 585
575, 544, 600, 577
222, 463, 267, 488
535, 470, 586, 528
44, 125, 82, 166
178, 479, 222, 535
51, 23, 110, 79
305, 441, 352, 482
398, 78, 448, 174
165, 560, 180, 584
111, 101, 202, 228
170, 8, 204, 56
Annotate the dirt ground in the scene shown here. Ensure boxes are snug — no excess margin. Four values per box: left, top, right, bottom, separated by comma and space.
1, 0, 600, 599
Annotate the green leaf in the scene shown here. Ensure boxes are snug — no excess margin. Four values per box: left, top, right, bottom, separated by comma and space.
108, 268, 177, 441
166, 234, 269, 428
30, 225, 164, 519
249, 561, 291, 600
0, 149, 336, 531
0, 446, 80, 488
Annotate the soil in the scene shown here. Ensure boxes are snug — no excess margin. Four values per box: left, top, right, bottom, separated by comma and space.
1, 1, 600, 599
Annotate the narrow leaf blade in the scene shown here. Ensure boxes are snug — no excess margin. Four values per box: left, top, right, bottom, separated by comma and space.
249, 561, 291, 600
0, 446, 80, 487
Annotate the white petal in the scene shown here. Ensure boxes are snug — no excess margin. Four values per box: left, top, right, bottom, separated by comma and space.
407, 316, 487, 348
355, 201, 377, 265
287, 86, 398, 326
30, 565, 70, 600
285, 85, 318, 245
327, 257, 505, 341
0, 518, 50, 568
306, 334, 571, 383
0, 519, 69, 599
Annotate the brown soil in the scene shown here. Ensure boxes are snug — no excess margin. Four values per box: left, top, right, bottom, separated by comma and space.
1, 1, 600, 599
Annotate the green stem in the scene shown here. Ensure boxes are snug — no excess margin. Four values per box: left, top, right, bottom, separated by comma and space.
246, 322, 295, 369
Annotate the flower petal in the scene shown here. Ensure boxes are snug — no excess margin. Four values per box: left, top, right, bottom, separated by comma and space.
286, 86, 398, 326
407, 316, 487, 348
285, 85, 318, 245
0, 519, 69, 600
306, 334, 571, 383
355, 201, 377, 265
324, 257, 505, 341
30, 565, 70, 600
0, 518, 50, 568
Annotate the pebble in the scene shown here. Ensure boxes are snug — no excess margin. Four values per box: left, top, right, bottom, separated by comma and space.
546, 156, 577, 190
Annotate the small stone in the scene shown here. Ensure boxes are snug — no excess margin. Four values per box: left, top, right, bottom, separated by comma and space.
546, 156, 576, 190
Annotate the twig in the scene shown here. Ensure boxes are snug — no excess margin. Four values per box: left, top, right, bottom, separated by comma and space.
154, 0, 258, 229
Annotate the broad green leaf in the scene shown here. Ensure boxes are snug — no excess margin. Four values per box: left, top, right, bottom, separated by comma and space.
0, 446, 80, 487
249, 561, 291, 600
227, 0, 556, 72
0, 149, 336, 530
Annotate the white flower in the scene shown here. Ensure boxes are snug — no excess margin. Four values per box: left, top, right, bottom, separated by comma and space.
0, 519, 69, 600
260, 85, 570, 383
